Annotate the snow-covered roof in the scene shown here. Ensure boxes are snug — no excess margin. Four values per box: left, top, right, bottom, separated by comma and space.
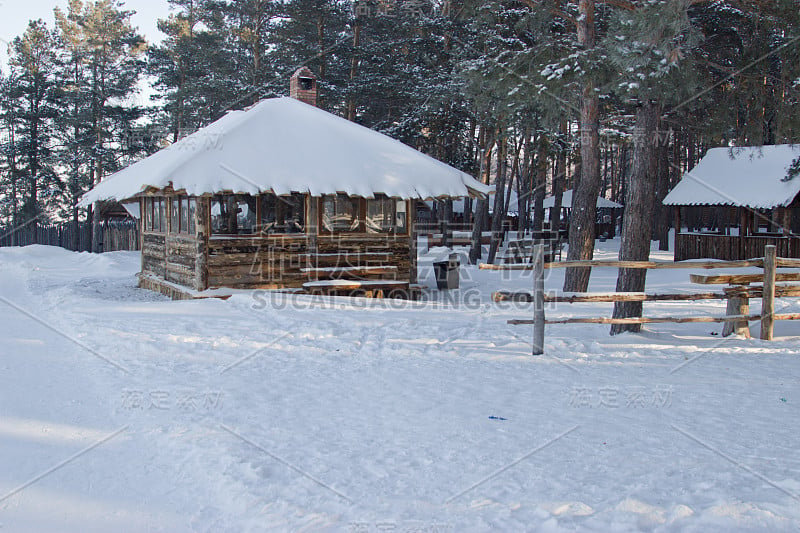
662, 144, 800, 208
543, 189, 622, 209
79, 97, 491, 206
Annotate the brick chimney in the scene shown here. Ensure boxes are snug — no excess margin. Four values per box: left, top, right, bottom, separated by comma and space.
290, 66, 317, 107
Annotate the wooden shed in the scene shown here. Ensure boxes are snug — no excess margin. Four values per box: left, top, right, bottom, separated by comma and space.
663, 144, 800, 260
80, 72, 489, 298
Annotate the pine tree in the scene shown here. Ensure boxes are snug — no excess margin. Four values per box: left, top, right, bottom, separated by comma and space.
601, 0, 701, 333
73, 0, 147, 251
55, 0, 94, 246
269, 0, 350, 110
5, 20, 64, 236
148, 0, 233, 138
219, 0, 282, 107
0, 71, 23, 234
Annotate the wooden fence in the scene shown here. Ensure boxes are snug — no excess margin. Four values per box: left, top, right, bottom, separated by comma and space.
0, 220, 139, 252
482, 245, 800, 354
675, 232, 800, 261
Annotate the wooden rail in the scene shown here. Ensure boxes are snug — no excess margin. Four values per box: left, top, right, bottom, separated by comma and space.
494, 284, 800, 303
509, 314, 760, 325
491, 245, 799, 354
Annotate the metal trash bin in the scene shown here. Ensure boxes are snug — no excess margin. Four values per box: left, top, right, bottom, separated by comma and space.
433, 253, 460, 290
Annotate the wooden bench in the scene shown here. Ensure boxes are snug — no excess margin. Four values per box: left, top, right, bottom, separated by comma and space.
299, 252, 393, 268
303, 279, 410, 298
690, 272, 771, 338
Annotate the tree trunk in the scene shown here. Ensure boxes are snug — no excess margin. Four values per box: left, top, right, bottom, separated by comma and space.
564, 0, 600, 292
470, 133, 494, 264
549, 120, 567, 233
488, 137, 508, 264
346, 20, 361, 121
611, 101, 661, 335
564, 85, 601, 291
532, 133, 548, 232
655, 140, 671, 251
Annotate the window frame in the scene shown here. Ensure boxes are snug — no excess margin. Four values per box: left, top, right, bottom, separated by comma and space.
210, 194, 258, 236
259, 192, 307, 235
320, 193, 363, 233
365, 195, 408, 235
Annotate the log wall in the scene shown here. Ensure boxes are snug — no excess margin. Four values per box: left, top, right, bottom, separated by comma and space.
142, 233, 167, 278
206, 235, 309, 288
165, 235, 198, 287
203, 233, 413, 289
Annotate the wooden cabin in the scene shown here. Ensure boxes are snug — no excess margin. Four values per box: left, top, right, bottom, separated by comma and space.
663, 145, 800, 261
80, 69, 489, 298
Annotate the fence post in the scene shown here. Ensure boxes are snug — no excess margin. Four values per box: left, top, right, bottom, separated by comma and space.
761, 244, 776, 340
532, 243, 545, 355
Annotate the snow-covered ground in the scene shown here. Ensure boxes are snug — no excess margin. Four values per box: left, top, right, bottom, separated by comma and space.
1, 240, 799, 532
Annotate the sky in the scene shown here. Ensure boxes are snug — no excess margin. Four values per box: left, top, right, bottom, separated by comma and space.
0, 0, 172, 106
0, 0, 171, 67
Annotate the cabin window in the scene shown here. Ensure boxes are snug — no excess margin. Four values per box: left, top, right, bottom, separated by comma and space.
211, 194, 257, 235
366, 196, 407, 234
260, 193, 305, 234
322, 194, 360, 232
187, 198, 196, 235
170, 197, 179, 233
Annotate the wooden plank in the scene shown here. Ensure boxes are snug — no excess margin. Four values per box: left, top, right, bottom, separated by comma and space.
142, 232, 166, 245
165, 262, 195, 278
303, 266, 399, 281
301, 266, 398, 273
761, 245, 776, 340
724, 284, 800, 298
509, 314, 761, 325
208, 273, 266, 287
776, 257, 800, 268
165, 236, 197, 256
166, 253, 196, 269
298, 253, 393, 268
690, 272, 800, 285
207, 251, 310, 268
480, 258, 765, 271
298, 252, 393, 258
207, 235, 307, 251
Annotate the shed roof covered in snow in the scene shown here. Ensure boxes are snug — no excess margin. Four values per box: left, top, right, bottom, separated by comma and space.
80, 97, 491, 206
543, 189, 622, 209
662, 144, 800, 209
